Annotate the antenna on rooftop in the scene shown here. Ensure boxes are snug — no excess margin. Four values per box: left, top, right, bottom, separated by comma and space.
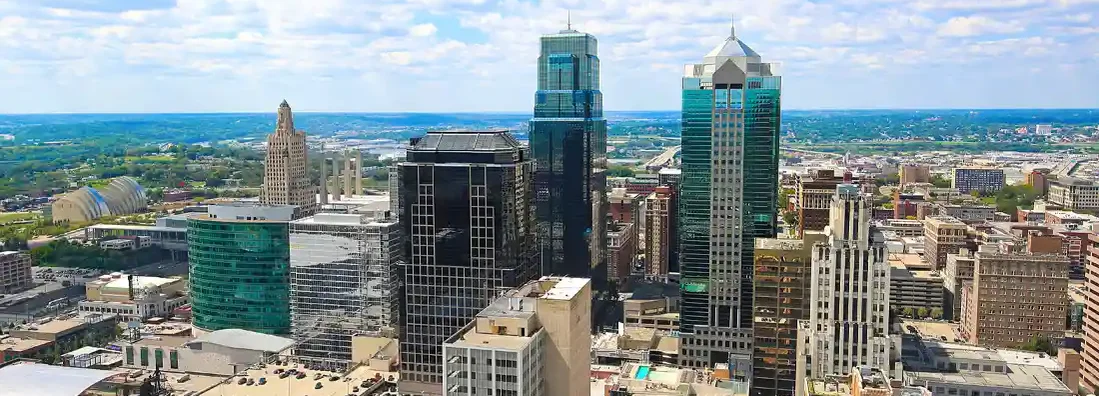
567, 10, 572, 30
730, 13, 736, 37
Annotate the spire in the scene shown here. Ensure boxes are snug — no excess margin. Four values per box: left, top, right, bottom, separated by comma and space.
730, 13, 736, 38
567, 10, 572, 30
280, 99, 290, 108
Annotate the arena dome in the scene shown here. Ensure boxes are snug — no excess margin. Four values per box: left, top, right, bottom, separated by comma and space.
50, 177, 148, 223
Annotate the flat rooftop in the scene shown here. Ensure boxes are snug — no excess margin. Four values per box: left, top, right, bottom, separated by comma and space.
133, 335, 193, 348
12, 313, 115, 336
901, 319, 961, 341
448, 326, 540, 351
918, 340, 1062, 372
889, 253, 931, 270
542, 276, 587, 300
0, 336, 51, 352
908, 364, 1068, 392
198, 363, 396, 396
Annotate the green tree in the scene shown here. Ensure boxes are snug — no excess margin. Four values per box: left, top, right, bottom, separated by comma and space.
1019, 336, 1056, 355
607, 165, 636, 178
902, 307, 914, 317
779, 188, 795, 210
930, 174, 951, 188
916, 307, 929, 318
782, 211, 798, 229
930, 308, 943, 319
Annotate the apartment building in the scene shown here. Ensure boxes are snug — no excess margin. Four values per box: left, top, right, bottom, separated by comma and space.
1048, 177, 1099, 211
943, 250, 976, 321
795, 169, 845, 236
1081, 234, 1099, 393
924, 216, 968, 270
644, 186, 674, 279
951, 167, 1005, 194
0, 251, 31, 293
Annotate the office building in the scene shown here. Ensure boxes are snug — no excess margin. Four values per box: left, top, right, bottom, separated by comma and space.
262, 100, 316, 217
1026, 169, 1050, 196
794, 169, 844, 236
926, 202, 996, 223
530, 25, 607, 283
950, 167, 1005, 194
753, 233, 823, 396
644, 186, 675, 279
923, 216, 968, 270
1079, 233, 1099, 393
899, 164, 930, 186
49, 176, 147, 224
607, 221, 636, 287
679, 20, 781, 373
874, 219, 924, 238
802, 185, 891, 379
1048, 177, 1099, 211
609, 188, 645, 274
187, 204, 296, 334
397, 130, 539, 395
943, 249, 976, 321
77, 273, 188, 322
887, 254, 944, 316
961, 244, 1068, 348
0, 251, 31, 293
289, 213, 404, 367
442, 277, 591, 396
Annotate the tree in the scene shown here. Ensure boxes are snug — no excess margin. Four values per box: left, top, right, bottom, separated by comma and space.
1019, 336, 1057, 355
782, 211, 798, 229
779, 188, 795, 210
607, 165, 636, 178
902, 307, 914, 317
916, 307, 929, 318
930, 308, 943, 319
930, 174, 951, 188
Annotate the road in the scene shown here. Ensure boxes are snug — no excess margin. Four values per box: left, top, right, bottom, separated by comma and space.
644, 145, 681, 169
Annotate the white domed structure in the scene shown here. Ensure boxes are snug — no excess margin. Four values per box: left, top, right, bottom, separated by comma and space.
50, 177, 148, 223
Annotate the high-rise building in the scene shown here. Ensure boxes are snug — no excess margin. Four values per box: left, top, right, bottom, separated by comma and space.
943, 248, 976, 321
1082, 234, 1099, 393
961, 243, 1068, 349
262, 100, 316, 218
752, 232, 824, 396
1025, 168, 1050, 196
607, 221, 637, 287
187, 204, 297, 335
289, 213, 404, 368
397, 130, 539, 395
442, 277, 592, 396
923, 216, 968, 270
899, 164, 931, 186
950, 167, 1005, 194
802, 185, 891, 378
678, 21, 781, 373
794, 169, 844, 236
530, 25, 608, 285
645, 186, 675, 279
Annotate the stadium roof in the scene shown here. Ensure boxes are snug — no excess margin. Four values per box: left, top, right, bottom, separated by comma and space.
0, 362, 119, 396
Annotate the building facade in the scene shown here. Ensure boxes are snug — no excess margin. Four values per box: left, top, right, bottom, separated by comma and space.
607, 221, 636, 287
950, 167, 1005, 194
289, 213, 404, 368
795, 169, 844, 236
923, 216, 968, 270
644, 186, 675, 279
1083, 234, 1099, 393
899, 164, 930, 186
752, 233, 823, 396
187, 204, 296, 334
803, 185, 892, 378
262, 100, 316, 217
961, 244, 1068, 348
530, 27, 607, 284
397, 130, 539, 395
0, 251, 31, 293
943, 250, 976, 321
442, 277, 591, 396
1048, 177, 1099, 211
678, 21, 781, 375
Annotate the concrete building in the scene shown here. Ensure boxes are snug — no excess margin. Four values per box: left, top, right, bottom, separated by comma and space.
795, 169, 844, 236
752, 232, 823, 396
943, 249, 976, 321
77, 273, 188, 322
888, 254, 944, 316
901, 338, 1073, 396
1082, 233, 1099, 393
644, 186, 675, 279
802, 184, 892, 380
261, 100, 316, 218
442, 277, 591, 396
0, 251, 31, 293
961, 244, 1068, 348
117, 329, 294, 375
950, 167, 1005, 194
923, 216, 968, 270
622, 282, 680, 332
1049, 177, 1099, 211
609, 188, 646, 274
607, 221, 637, 287
99, 236, 151, 250
7, 312, 118, 344
397, 130, 539, 395
289, 213, 404, 368
874, 219, 924, 238
899, 164, 931, 187
926, 202, 997, 223
84, 213, 193, 252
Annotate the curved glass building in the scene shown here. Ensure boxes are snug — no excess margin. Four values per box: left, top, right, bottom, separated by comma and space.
187, 205, 296, 335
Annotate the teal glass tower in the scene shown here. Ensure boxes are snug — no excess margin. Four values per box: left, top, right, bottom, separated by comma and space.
678, 20, 781, 381
530, 26, 608, 288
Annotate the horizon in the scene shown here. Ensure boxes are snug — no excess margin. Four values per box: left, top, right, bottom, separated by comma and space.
0, 1, 1096, 113
2, 107, 1099, 117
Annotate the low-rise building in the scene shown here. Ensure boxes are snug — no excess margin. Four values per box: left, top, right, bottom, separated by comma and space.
904, 364, 1071, 396
926, 202, 997, 223
78, 273, 187, 322
99, 236, 152, 250
8, 312, 118, 343
803, 366, 893, 396
888, 254, 944, 317
1048, 177, 1099, 211
623, 282, 679, 332
117, 328, 294, 375
0, 251, 32, 293
875, 219, 924, 238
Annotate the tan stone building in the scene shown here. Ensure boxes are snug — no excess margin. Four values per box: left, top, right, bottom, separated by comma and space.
961, 244, 1068, 348
644, 186, 674, 278
442, 277, 591, 396
0, 251, 31, 293
899, 164, 930, 186
1082, 234, 1099, 393
262, 100, 315, 217
923, 216, 968, 269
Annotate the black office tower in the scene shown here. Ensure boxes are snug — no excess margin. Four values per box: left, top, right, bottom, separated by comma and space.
396, 131, 540, 396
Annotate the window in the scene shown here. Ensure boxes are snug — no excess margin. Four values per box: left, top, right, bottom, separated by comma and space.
126, 346, 135, 365
169, 350, 179, 369
139, 347, 149, 366
154, 349, 164, 369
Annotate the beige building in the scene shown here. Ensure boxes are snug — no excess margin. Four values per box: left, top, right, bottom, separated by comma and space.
644, 186, 674, 278
923, 216, 968, 269
961, 244, 1068, 348
262, 100, 315, 217
0, 251, 31, 293
78, 273, 187, 322
442, 277, 591, 396
899, 164, 930, 186
1048, 177, 1099, 211
943, 250, 976, 321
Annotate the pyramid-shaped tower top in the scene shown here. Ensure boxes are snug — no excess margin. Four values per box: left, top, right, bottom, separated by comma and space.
705, 15, 760, 60
280, 99, 290, 108
275, 100, 295, 135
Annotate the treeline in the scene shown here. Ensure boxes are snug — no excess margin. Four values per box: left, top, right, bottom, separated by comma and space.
29, 240, 172, 271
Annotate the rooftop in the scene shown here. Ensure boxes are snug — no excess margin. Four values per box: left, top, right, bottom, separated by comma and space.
93, 275, 181, 293
189, 329, 294, 353
409, 130, 521, 152
12, 312, 116, 336
756, 238, 804, 251
448, 324, 541, 351
907, 364, 1068, 392
0, 362, 121, 396
889, 253, 931, 270
198, 363, 397, 396
0, 336, 51, 353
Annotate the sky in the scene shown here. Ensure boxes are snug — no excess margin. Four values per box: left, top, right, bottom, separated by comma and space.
0, 0, 1097, 113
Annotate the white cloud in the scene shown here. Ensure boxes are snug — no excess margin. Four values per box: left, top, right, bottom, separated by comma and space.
937, 16, 1024, 37
409, 23, 437, 37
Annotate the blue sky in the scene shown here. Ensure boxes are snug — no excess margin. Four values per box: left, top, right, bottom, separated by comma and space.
0, 0, 1097, 113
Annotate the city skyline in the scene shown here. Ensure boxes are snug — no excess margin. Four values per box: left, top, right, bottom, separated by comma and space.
1, 0, 1097, 113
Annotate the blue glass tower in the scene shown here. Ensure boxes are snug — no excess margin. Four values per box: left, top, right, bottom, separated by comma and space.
530, 27, 608, 288
678, 20, 782, 382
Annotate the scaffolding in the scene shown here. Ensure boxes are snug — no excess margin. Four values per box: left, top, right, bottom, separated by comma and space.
288, 213, 404, 369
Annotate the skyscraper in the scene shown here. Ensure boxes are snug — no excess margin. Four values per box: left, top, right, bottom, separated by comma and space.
678, 20, 782, 375
397, 130, 540, 395
530, 24, 608, 286
801, 185, 891, 379
262, 100, 316, 217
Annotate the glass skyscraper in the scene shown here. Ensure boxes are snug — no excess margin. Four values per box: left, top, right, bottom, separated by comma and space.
678, 21, 782, 380
530, 27, 608, 288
